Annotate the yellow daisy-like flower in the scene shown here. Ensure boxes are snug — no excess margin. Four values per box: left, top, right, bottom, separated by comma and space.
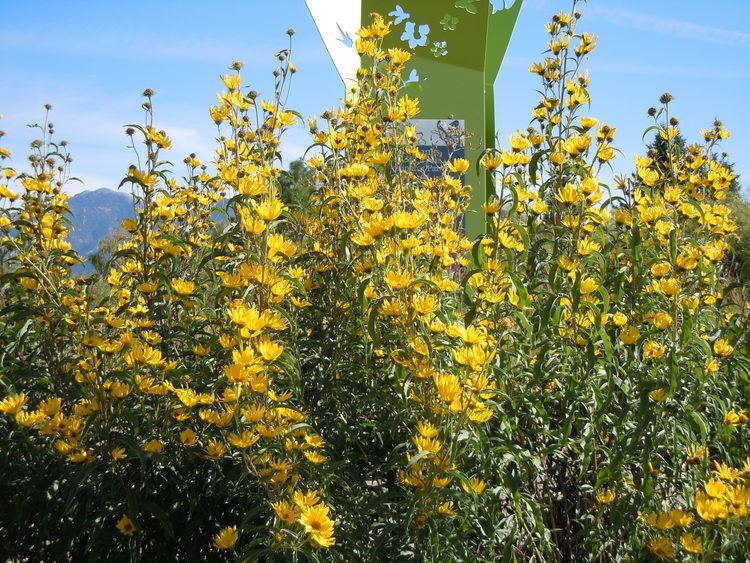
171, 278, 195, 296
116, 514, 136, 536
0, 393, 27, 415
619, 325, 640, 345
446, 158, 470, 174
595, 488, 616, 504
680, 533, 702, 554
213, 525, 238, 549
298, 504, 335, 548
648, 535, 675, 559
713, 337, 734, 357
649, 388, 668, 402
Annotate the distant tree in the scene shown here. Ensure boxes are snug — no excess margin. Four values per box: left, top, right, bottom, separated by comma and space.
279, 158, 314, 212
89, 228, 128, 277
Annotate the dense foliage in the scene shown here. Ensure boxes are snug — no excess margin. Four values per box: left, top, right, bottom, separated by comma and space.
1, 5, 748, 561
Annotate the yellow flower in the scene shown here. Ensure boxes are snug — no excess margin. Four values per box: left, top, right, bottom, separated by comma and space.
208, 105, 229, 125
643, 340, 666, 360
579, 116, 599, 129
254, 197, 285, 222
304, 451, 328, 464
180, 428, 198, 446
437, 502, 457, 517
298, 504, 335, 548
228, 430, 259, 449
612, 312, 628, 326
508, 132, 531, 151
648, 536, 674, 560
433, 372, 462, 404
204, 439, 226, 460
650, 311, 672, 330
221, 74, 242, 90
461, 476, 487, 495
595, 488, 616, 504
637, 166, 659, 186
144, 125, 172, 149
695, 489, 728, 520
576, 237, 601, 256
116, 514, 136, 536
411, 293, 439, 315
531, 199, 549, 214
213, 525, 238, 549
111, 447, 127, 461
255, 337, 283, 362
680, 533, 702, 554
171, 279, 195, 296
273, 500, 300, 524
480, 152, 502, 171
553, 183, 583, 205
124, 343, 164, 368
579, 275, 599, 295
143, 439, 164, 453
446, 158, 470, 174
713, 338, 734, 357
416, 420, 438, 438
387, 47, 411, 65
0, 393, 27, 415
712, 461, 741, 481
686, 444, 707, 464
649, 388, 668, 402
723, 408, 747, 427
619, 325, 640, 345
659, 278, 681, 298
383, 269, 414, 290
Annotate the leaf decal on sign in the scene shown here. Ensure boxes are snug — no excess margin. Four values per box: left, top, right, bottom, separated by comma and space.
454, 0, 479, 14
431, 41, 448, 57
440, 14, 459, 31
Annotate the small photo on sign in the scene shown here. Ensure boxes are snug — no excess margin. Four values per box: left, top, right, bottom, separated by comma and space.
411, 118, 465, 179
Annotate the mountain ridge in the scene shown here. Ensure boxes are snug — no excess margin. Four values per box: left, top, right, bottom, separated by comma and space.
67, 188, 134, 257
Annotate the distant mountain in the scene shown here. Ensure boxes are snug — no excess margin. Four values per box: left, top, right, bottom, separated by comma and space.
68, 188, 134, 257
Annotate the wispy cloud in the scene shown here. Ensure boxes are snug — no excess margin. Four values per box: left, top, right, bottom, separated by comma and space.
586, 5, 750, 48
591, 61, 749, 80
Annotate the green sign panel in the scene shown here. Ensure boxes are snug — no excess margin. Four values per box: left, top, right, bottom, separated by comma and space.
306, 0, 524, 238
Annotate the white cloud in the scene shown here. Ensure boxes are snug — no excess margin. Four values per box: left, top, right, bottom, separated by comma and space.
586, 5, 750, 48
590, 61, 749, 80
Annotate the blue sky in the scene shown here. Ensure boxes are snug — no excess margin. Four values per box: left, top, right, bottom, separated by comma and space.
1, 0, 748, 195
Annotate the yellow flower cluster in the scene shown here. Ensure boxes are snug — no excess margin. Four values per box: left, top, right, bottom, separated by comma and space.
0, 5, 747, 559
